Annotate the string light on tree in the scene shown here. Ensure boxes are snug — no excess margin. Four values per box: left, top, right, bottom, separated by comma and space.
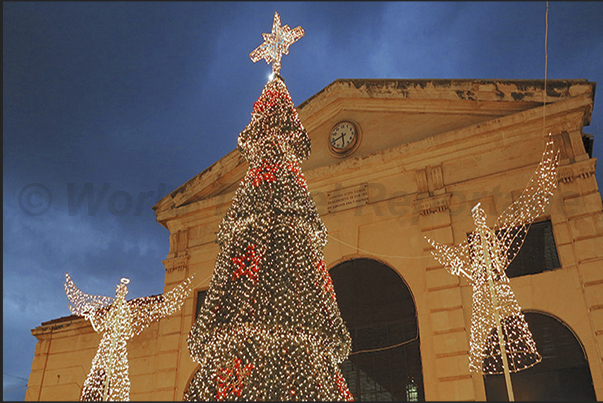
65, 273, 193, 401
425, 133, 558, 400
184, 11, 353, 401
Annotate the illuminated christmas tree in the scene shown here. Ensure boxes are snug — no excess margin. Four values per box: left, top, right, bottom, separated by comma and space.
64, 273, 193, 401
184, 12, 353, 401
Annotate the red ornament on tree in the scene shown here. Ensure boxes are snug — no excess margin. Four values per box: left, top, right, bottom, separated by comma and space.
232, 244, 261, 282
249, 159, 282, 186
215, 358, 255, 400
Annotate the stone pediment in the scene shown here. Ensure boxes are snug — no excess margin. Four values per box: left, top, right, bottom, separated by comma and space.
153, 78, 595, 219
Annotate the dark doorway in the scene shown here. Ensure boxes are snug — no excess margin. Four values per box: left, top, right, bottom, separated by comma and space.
330, 258, 425, 401
484, 311, 596, 401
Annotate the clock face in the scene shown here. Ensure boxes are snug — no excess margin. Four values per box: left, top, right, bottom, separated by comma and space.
330, 121, 357, 151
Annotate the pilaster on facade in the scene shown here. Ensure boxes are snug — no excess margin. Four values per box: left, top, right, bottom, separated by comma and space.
25, 333, 51, 401
556, 152, 603, 390
163, 227, 192, 287
153, 312, 187, 400
414, 180, 476, 401
167, 229, 189, 259
28, 317, 94, 401
414, 165, 452, 216
154, 277, 197, 401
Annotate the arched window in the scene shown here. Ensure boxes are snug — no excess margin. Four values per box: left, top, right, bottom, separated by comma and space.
484, 311, 596, 401
330, 258, 425, 401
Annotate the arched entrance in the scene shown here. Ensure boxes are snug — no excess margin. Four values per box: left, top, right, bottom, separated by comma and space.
484, 311, 596, 401
330, 257, 425, 401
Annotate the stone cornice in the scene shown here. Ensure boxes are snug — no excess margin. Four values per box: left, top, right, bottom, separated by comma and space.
163, 254, 191, 273
154, 80, 595, 227
414, 193, 452, 216
297, 78, 594, 119
31, 315, 90, 338
558, 158, 598, 184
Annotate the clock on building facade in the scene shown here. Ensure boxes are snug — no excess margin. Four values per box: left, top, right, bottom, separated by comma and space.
329, 120, 361, 157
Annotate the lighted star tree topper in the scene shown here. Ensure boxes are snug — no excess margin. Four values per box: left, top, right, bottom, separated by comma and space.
249, 11, 304, 76
425, 134, 558, 401
65, 273, 193, 401
184, 12, 353, 401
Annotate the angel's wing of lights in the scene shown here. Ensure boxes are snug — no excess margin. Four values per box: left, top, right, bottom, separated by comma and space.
127, 275, 193, 336
64, 272, 114, 316
493, 134, 559, 264
425, 237, 473, 280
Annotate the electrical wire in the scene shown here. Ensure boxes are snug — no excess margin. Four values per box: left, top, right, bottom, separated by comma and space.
543, 1, 549, 137
327, 234, 430, 260
348, 336, 419, 356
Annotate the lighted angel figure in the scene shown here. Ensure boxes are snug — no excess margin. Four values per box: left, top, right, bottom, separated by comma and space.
425, 134, 558, 375
65, 273, 193, 401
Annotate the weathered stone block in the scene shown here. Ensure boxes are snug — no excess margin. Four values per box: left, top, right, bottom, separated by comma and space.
436, 376, 475, 401
426, 267, 460, 290
579, 259, 603, 285
430, 307, 466, 334
153, 369, 178, 389
423, 226, 453, 249
27, 370, 45, 388
433, 353, 470, 380
39, 382, 82, 401
433, 330, 469, 357
564, 192, 602, 217
552, 221, 572, 245
45, 349, 96, 371
159, 316, 184, 336
158, 333, 182, 353
155, 352, 179, 371
584, 283, 603, 308
570, 214, 603, 240
42, 366, 86, 388
557, 243, 577, 267
575, 237, 603, 262
427, 287, 463, 311
587, 308, 603, 333
130, 355, 157, 375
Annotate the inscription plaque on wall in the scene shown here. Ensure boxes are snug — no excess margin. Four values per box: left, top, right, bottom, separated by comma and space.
327, 184, 369, 213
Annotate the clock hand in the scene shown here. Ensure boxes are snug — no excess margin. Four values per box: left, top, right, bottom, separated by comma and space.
331, 133, 343, 146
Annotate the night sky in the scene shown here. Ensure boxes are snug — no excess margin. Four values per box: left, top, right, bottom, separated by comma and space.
4, 2, 603, 400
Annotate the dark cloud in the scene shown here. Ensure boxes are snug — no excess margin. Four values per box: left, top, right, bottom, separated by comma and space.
4, 2, 603, 400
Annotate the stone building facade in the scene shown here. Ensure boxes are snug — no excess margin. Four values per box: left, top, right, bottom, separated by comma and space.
26, 78, 603, 401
